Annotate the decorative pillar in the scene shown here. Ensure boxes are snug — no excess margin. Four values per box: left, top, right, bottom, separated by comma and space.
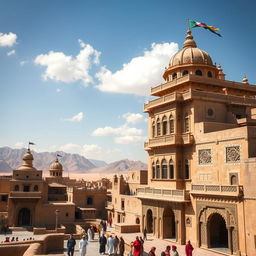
227, 226, 233, 254
175, 220, 179, 243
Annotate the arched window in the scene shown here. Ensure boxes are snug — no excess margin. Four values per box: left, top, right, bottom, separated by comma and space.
152, 162, 156, 179
230, 175, 238, 185
207, 71, 212, 78
152, 121, 155, 138
184, 113, 190, 132
14, 185, 19, 191
172, 73, 177, 79
157, 118, 161, 136
136, 217, 140, 224
161, 159, 168, 179
169, 159, 174, 179
162, 116, 167, 135
182, 70, 188, 76
34, 185, 39, 192
195, 70, 202, 76
87, 196, 93, 205
185, 159, 190, 179
169, 115, 174, 134
156, 160, 160, 179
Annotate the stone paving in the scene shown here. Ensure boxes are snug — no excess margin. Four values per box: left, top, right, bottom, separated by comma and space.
0, 229, 227, 256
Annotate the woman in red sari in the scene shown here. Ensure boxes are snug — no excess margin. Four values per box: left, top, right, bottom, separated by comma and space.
132, 236, 142, 256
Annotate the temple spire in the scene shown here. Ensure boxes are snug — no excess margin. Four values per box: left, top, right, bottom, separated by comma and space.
183, 29, 197, 49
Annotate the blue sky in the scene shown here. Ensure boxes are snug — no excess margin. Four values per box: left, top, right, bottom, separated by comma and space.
0, 0, 255, 163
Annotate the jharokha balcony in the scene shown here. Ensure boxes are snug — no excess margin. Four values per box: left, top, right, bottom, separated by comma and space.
144, 133, 194, 150
190, 184, 243, 197
136, 187, 190, 202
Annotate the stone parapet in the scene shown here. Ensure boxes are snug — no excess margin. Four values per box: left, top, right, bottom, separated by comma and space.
136, 187, 190, 202
191, 184, 243, 197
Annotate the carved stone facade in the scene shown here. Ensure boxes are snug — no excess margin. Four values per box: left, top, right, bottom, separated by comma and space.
196, 201, 239, 255
226, 146, 240, 163
198, 149, 212, 165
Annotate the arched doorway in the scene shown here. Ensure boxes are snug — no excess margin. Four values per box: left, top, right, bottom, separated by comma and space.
18, 208, 31, 226
163, 208, 176, 239
146, 209, 153, 233
208, 213, 228, 249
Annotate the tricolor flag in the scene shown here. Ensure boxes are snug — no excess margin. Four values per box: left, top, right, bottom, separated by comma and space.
29, 142, 35, 145
57, 154, 62, 157
189, 20, 222, 37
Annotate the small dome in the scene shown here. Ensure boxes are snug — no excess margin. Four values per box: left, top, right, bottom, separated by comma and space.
169, 30, 213, 67
50, 158, 63, 171
17, 149, 36, 171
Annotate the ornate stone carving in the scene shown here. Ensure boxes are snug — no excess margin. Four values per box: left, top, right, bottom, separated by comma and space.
226, 146, 240, 163
198, 149, 212, 165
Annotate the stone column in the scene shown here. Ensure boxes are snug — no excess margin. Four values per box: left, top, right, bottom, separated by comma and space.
227, 226, 233, 254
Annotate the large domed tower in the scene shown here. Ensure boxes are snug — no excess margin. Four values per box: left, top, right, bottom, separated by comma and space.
49, 158, 63, 177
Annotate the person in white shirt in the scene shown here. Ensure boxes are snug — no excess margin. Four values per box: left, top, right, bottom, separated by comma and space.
79, 236, 88, 256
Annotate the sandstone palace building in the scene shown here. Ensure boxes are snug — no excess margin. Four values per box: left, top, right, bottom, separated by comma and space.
107, 30, 256, 256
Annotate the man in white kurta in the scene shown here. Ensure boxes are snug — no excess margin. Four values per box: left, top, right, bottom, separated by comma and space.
79, 236, 88, 256
87, 227, 92, 241
107, 235, 114, 255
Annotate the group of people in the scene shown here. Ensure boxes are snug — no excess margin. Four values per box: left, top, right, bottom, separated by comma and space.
131, 236, 194, 256
99, 234, 125, 256
1, 236, 34, 243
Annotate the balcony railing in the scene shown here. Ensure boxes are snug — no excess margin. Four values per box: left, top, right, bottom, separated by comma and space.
9, 191, 42, 199
190, 184, 243, 197
144, 134, 194, 149
136, 187, 190, 202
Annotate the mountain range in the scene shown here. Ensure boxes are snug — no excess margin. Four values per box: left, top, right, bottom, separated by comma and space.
0, 147, 147, 174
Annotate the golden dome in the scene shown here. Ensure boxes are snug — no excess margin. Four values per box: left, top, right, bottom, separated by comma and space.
49, 158, 63, 171
169, 30, 213, 67
17, 149, 36, 171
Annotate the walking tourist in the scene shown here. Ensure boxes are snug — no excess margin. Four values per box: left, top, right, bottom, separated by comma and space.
139, 236, 144, 256
79, 235, 88, 256
107, 234, 114, 255
67, 234, 76, 256
91, 226, 95, 240
185, 240, 194, 256
143, 228, 147, 240
99, 233, 107, 255
171, 245, 179, 256
148, 246, 156, 256
87, 227, 92, 241
113, 235, 119, 255
164, 245, 171, 256
132, 236, 142, 256
119, 236, 125, 256
103, 220, 107, 233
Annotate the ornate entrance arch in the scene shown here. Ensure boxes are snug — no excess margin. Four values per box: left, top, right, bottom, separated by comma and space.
146, 209, 153, 233
208, 213, 228, 249
163, 207, 176, 239
18, 208, 31, 226
197, 202, 239, 255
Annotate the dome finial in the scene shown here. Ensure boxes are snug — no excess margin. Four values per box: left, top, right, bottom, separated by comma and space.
242, 74, 249, 84
183, 29, 197, 49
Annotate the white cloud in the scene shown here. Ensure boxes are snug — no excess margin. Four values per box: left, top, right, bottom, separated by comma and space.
96, 42, 178, 96
20, 60, 28, 66
56, 88, 61, 93
59, 143, 81, 153
7, 49, 15, 56
122, 112, 146, 124
34, 40, 101, 85
0, 32, 17, 47
14, 142, 25, 148
114, 135, 145, 144
63, 112, 84, 122
92, 124, 142, 137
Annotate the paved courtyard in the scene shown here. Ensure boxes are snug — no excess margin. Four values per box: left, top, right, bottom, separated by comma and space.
0, 229, 226, 256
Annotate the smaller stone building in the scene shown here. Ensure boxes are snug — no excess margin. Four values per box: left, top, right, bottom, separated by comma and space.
106, 170, 147, 232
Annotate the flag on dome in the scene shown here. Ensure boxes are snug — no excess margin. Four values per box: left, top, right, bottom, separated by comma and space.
189, 20, 222, 37
29, 142, 35, 145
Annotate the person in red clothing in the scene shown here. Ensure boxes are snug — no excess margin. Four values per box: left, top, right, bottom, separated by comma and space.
164, 245, 171, 256
148, 246, 156, 256
185, 240, 194, 256
133, 236, 142, 256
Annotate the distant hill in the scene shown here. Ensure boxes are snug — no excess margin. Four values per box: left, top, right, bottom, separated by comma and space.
0, 147, 147, 174
89, 159, 148, 174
